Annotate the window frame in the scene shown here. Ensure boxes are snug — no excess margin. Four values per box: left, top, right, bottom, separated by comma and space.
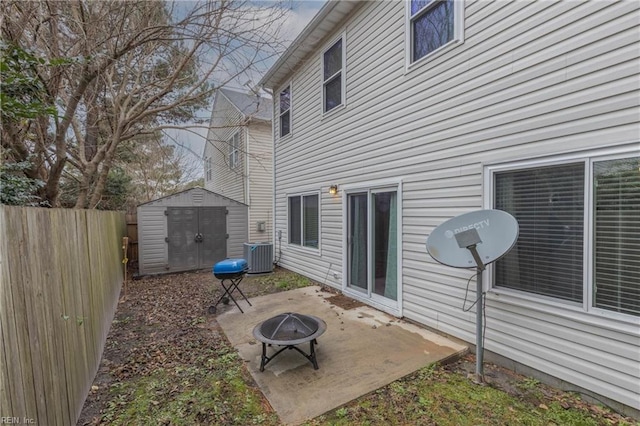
228, 131, 240, 169
405, 0, 464, 69
279, 83, 292, 138
287, 191, 321, 251
484, 145, 640, 324
321, 33, 346, 116
205, 156, 212, 181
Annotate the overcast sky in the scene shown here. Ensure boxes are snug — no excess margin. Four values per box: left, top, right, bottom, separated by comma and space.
167, 1, 326, 174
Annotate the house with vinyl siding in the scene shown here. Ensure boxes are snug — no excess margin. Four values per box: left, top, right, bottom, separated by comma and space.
204, 88, 274, 243
259, 0, 640, 415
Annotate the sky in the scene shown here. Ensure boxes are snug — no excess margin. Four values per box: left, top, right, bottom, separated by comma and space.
166, 1, 327, 174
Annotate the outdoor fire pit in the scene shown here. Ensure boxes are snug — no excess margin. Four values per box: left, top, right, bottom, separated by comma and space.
252, 312, 327, 371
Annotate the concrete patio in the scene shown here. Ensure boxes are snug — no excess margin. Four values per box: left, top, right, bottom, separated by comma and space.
216, 285, 468, 425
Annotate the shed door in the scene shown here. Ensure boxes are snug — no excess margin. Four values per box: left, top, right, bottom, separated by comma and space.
167, 207, 198, 270
167, 207, 227, 271
198, 207, 227, 267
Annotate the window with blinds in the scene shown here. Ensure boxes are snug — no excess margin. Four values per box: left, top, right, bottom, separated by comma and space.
303, 194, 319, 248
288, 196, 301, 245
492, 154, 640, 318
494, 163, 585, 303
593, 157, 640, 316
288, 194, 319, 249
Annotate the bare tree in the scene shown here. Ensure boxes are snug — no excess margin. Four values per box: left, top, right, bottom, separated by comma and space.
120, 130, 201, 205
1, 0, 288, 208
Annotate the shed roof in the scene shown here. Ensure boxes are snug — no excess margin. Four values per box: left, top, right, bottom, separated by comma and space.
137, 187, 248, 208
259, 1, 360, 89
219, 87, 272, 121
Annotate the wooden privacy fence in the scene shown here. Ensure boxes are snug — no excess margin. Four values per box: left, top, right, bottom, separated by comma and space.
0, 206, 126, 425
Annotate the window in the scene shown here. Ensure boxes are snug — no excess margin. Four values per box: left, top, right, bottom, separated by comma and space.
322, 37, 344, 113
228, 132, 239, 169
491, 153, 640, 317
279, 85, 291, 137
288, 193, 319, 249
205, 157, 212, 181
409, 0, 458, 63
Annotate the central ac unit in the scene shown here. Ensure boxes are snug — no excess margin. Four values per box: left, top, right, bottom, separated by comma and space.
243, 242, 273, 274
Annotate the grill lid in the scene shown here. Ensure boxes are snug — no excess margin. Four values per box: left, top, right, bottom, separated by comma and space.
259, 312, 319, 341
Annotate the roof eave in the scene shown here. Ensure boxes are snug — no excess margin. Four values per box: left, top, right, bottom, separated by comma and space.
259, 1, 360, 90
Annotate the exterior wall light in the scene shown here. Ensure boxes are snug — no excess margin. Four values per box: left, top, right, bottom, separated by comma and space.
329, 185, 338, 195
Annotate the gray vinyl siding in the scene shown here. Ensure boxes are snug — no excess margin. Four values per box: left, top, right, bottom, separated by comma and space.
137, 206, 167, 275
137, 188, 248, 275
205, 94, 246, 204
270, 0, 640, 410
247, 121, 274, 242
226, 204, 248, 258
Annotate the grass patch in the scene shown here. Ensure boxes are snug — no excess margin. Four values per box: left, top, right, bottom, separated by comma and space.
304, 364, 635, 426
246, 267, 315, 293
101, 349, 280, 426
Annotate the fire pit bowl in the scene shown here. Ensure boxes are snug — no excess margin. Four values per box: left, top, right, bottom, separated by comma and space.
253, 312, 326, 371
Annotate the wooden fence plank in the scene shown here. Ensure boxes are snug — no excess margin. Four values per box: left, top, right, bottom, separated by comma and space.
51, 209, 77, 423
1, 206, 125, 425
4, 207, 38, 419
27, 208, 65, 426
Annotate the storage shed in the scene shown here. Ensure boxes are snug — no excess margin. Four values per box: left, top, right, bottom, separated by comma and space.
137, 187, 248, 275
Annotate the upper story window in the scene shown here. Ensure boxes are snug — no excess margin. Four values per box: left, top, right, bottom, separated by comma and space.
489, 151, 640, 318
409, 0, 459, 63
279, 85, 291, 137
228, 132, 239, 169
205, 157, 212, 181
322, 37, 344, 113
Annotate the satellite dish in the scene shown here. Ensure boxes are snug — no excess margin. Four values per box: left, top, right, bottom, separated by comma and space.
425, 209, 519, 383
426, 209, 519, 270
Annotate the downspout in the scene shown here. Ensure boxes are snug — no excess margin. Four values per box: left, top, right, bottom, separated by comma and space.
263, 86, 279, 266
244, 119, 250, 242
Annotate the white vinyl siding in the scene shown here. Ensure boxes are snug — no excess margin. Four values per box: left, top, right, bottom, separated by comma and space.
269, 0, 640, 410
247, 121, 274, 242
205, 90, 274, 243
204, 94, 246, 203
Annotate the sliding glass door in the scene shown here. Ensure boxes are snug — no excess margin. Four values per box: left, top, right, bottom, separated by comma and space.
348, 193, 368, 291
347, 189, 398, 305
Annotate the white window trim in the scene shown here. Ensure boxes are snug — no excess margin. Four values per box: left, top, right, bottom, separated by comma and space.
320, 32, 346, 117
286, 191, 321, 253
205, 156, 212, 182
341, 178, 404, 318
483, 144, 640, 328
405, 0, 465, 71
278, 82, 292, 139
228, 131, 240, 169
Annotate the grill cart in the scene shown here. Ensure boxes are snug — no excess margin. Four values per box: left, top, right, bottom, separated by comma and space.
208, 258, 251, 314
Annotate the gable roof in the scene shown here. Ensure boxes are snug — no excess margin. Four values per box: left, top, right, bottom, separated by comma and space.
137, 187, 248, 207
219, 87, 272, 121
259, 1, 360, 90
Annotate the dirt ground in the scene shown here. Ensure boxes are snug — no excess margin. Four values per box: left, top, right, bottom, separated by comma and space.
77, 267, 637, 425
